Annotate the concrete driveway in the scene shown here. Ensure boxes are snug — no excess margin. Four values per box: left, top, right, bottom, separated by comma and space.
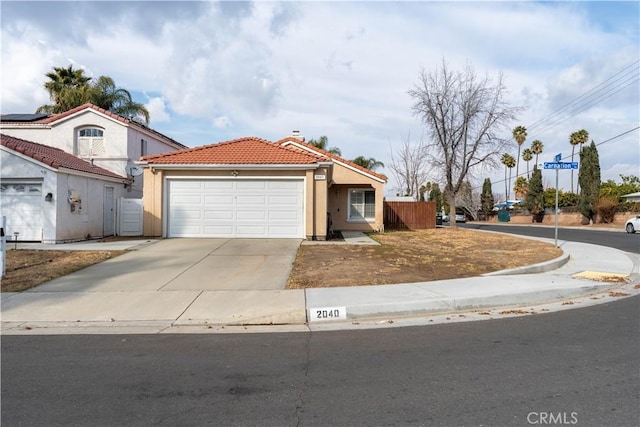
27, 238, 302, 293
2, 238, 307, 327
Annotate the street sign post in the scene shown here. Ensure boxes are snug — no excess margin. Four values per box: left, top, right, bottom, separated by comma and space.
543, 161, 579, 247
543, 162, 578, 170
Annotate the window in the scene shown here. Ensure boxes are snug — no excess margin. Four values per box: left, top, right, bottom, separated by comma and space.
77, 127, 105, 157
348, 189, 375, 221
140, 139, 148, 156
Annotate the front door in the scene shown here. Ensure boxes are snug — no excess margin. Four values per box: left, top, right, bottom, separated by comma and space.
103, 187, 114, 237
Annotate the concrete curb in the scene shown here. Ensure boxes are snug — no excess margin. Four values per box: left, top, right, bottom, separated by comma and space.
482, 252, 570, 276
305, 280, 614, 323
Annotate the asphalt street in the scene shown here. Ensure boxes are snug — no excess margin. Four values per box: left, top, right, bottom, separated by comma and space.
2, 295, 638, 426
460, 223, 640, 253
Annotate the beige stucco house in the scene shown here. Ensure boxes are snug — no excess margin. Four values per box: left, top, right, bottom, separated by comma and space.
139, 135, 387, 240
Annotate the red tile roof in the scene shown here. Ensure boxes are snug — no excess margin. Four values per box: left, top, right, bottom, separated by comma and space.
141, 137, 327, 165
275, 137, 387, 181
1, 134, 126, 180
1, 103, 187, 149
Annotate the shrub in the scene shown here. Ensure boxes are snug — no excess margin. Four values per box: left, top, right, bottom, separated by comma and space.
595, 197, 618, 223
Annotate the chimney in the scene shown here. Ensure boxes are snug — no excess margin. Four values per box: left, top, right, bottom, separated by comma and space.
291, 130, 305, 141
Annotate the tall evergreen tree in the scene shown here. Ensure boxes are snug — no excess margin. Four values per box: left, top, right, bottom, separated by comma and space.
429, 183, 443, 212
569, 129, 589, 193
526, 166, 544, 222
480, 178, 495, 219
578, 141, 601, 224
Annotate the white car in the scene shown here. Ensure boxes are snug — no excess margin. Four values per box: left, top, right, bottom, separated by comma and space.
455, 213, 466, 223
625, 215, 640, 234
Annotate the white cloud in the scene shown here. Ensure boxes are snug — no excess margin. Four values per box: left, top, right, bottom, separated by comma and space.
1, 1, 638, 193
145, 97, 170, 124
213, 115, 232, 128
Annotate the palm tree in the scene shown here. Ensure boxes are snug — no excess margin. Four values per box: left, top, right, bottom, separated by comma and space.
522, 148, 533, 178
501, 153, 516, 201
531, 139, 544, 165
569, 129, 589, 193
36, 65, 150, 124
352, 156, 384, 171
308, 136, 342, 156
512, 125, 527, 179
513, 176, 528, 200
37, 65, 92, 114
90, 76, 150, 124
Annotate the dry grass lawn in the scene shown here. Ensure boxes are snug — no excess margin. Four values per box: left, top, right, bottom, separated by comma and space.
1, 228, 562, 292
287, 228, 563, 288
1, 250, 126, 292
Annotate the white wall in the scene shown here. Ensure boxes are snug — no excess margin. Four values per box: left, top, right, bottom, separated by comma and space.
2, 108, 184, 201
1, 147, 126, 243
54, 173, 126, 242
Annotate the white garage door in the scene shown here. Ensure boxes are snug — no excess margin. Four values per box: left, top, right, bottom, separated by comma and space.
167, 179, 304, 238
0, 183, 43, 241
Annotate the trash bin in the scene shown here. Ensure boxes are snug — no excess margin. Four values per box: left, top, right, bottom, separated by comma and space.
436, 214, 443, 226
497, 209, 510, 222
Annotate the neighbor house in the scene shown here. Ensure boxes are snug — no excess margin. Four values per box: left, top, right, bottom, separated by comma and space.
139, 134, 387, 240
0, 103, 187, 198
1, 134, 128, 243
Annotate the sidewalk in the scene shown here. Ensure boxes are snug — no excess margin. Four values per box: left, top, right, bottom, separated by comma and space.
1, 233, 638, 335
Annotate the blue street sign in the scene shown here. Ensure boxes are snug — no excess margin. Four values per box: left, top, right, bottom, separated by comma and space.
544, 162, 579, 170
554, 153, 562, 162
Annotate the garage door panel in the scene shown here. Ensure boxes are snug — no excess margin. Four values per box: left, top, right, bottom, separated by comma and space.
172, 194, 203, 204
237, 181, 267, 191
203, 210, 234, 220
172, 209, 202, 220
236, 225, 267, 236
269, 195, 299, 205
0, 184, 43, 241
168, 179, 303, 238
269, 211, 299, 220
202, 225, 234, 235
237, 195, 267, 205
204, 181, 234, 190
237, 210, 267, 220
204, 195, 234, 205
172, 181, 204, 190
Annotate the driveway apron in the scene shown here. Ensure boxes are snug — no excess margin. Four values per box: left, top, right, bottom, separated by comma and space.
28, 238, 302, 292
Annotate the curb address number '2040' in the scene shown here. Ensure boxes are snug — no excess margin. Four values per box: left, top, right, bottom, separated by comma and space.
309, 306, 347, 322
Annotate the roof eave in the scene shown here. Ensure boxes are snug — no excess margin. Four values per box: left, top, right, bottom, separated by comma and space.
57, 167, 128, 182
140, 163, 320, 170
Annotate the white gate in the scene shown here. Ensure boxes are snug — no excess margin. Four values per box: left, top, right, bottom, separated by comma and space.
104, 187, 115, 236
117, 198, 143, 236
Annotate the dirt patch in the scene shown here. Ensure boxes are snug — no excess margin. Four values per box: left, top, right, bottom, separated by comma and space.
1, 250, 126, 292
287, 229, 563, 289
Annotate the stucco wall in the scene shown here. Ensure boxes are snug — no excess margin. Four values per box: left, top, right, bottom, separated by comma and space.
2, 110, 185, 200
328, 162, 385, 232
1, 148, 125, 243
142, 168, 314, 237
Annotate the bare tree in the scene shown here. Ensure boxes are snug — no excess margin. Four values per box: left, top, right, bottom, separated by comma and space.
456, 180, 481, 220
408, 59, 521, 228
388, 133, 430, 198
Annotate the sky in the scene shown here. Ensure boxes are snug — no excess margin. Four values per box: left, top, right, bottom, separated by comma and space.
2, 0, 639, 198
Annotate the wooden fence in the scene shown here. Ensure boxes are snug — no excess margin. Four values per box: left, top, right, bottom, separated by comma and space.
383, 201, 436, 230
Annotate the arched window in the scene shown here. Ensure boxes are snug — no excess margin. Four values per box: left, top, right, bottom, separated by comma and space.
77, 127, 105, 157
